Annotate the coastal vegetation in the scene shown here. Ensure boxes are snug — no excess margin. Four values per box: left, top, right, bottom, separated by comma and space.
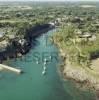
0, 2, 57, 62
51, 2, 99, 95
1, 1, 99, 99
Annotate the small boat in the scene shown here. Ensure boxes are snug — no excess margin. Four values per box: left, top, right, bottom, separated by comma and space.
36, 60, 39, 64
44, 58, 50, 65
44, 61, 47, 65
42, 65, 47, 75
44, 65, 47, 70
42, 69, 46, 75
44, 58, 47, 62
49, 56, 52, 60
43, 58, 48, 65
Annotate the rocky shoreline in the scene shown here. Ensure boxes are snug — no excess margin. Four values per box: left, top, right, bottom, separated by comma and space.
54, 40, 99, 99
0, 24, 54, 63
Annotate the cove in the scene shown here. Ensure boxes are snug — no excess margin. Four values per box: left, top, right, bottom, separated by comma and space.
0, 29, 95, 100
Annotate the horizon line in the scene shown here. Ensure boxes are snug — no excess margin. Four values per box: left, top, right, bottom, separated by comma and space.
0, 0, 99, 2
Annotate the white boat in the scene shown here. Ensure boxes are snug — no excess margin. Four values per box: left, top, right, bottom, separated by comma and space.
42, 65, 47, 75
42, 69, 46, 75
44, 61, 47, 65
49, 56, 52, 60
44, 65, 47, 70
44, 58, 47, 62
36, 60, 39, 64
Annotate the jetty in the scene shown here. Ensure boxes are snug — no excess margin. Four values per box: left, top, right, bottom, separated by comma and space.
0, 64, 22, 74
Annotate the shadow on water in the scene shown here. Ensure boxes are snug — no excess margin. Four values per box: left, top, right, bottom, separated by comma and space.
31, 38, 40, 49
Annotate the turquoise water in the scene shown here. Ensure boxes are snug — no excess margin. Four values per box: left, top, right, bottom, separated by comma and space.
0, 29, 95, 100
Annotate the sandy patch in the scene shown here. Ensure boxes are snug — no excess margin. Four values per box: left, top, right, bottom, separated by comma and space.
91, 58, 99, 72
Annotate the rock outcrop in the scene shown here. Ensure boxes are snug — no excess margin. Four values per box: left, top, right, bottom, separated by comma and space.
0, 24, 54, 63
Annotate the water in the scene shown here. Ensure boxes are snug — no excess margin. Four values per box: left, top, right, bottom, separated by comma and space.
0, 29, 95, 100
